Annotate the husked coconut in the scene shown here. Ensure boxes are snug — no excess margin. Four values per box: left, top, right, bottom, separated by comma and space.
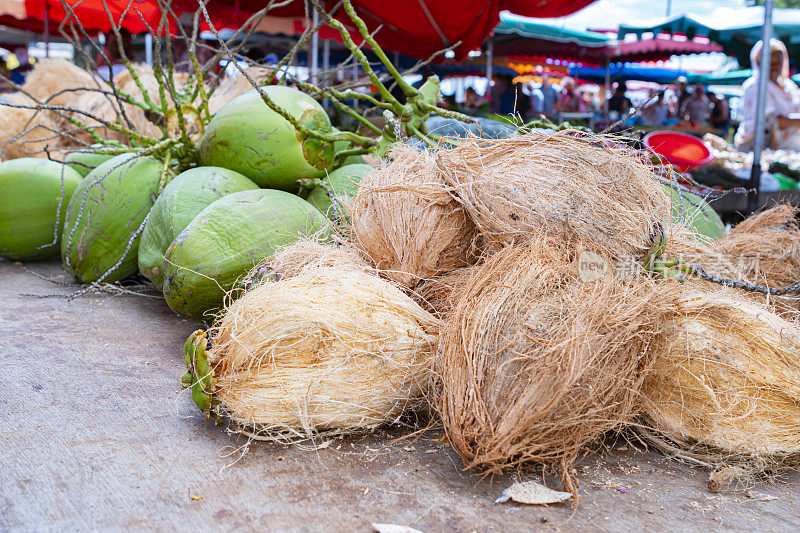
183, 265, 440, 439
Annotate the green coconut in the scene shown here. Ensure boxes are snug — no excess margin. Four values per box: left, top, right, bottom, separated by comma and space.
161, 189, 331, 322
197, 86, 334, 191
138, 166, 259, 290
62, 154, 166, 283
662, 185, 725, 240
64, 147, 116, 177
0, 158, 83, 261
307, 163, 373, 217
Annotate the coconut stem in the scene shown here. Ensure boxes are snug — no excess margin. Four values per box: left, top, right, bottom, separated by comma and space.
294, 79, 383, 136
157, 152, 173, 194
689, 265, 800, 295
337, 0, 417, 98
333, 146, 372, 167
99, 1, 162, 116
181, 330, 217, 417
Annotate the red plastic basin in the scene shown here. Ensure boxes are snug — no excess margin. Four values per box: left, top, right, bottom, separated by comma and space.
643, 131, 714, 171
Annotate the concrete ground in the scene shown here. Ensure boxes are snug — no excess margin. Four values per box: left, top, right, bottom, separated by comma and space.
1, 258, 799, 532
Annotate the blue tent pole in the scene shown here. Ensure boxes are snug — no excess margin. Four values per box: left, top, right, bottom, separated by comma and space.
749, 0, 775, 214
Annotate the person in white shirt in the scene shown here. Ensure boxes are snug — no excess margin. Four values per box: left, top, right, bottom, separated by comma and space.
735, 39, 800, 151
641, 89, 668, 126
530, 83, 544, 115
540, 77, 558, 116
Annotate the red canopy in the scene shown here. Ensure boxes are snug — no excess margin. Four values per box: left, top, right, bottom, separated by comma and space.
0, 0, 598, 59
611, 36, 722, 63
297, 0, 599, 60
500, 37, 724, 66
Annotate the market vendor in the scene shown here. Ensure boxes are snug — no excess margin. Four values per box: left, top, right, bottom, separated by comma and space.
734, 39, 800, 151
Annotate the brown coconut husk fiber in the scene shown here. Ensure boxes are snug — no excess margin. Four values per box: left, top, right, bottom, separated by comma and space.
1, 60, 162, 156
641, 289, 800, 472
349, 144, 476, 288
436, 131, 671, 259
662, 224, 799, 317
241, 239, 370, 290
714, 204, 800, 310
413, 266, 474, 319
206, 265, 440, 439
0, 93, 66, 160
76, 64, 172, 142
19, 59, 102, 145
435, 235, 679, 495
664, 225, 751, 293
0, 59, 95, 159
208, 66, 274, 114
19, 59, 97, 106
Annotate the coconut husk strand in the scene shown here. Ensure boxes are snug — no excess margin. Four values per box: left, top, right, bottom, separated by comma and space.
435, 235, 678, 495
413, 266, 474, 319
241, 239, 370, 290
664, 226, 739, 277
1, 61, 164, 156
349, 144, 476, 288
183, 265, 440, 440
713, 204, 800, 311
436, 131, 671, 260
641, 290, 800, 471
664, 217, 800, 317
663, 225, 755, 297
0, 59, 95, 159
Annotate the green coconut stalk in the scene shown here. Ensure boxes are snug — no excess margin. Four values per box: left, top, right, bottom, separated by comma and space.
2, 0, 491, 294
182, 330, 216, 416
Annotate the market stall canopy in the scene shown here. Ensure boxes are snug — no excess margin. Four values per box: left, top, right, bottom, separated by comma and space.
493, 13, 722, 66
687, 69, 751, 86
612, 36, 721, 63
568, 64, 688, 84
492, 13, 611, 65
617, 6, 800, 65
0, 0, 598, 60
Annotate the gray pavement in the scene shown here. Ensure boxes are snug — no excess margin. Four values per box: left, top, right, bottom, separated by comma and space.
1, 258, 799, 532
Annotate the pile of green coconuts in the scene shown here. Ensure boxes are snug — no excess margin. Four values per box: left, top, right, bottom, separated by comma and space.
0, 85, 373, 323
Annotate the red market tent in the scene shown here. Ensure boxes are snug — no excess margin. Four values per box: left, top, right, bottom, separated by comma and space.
0, 0, 598, 60
610, 36, 722, 63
